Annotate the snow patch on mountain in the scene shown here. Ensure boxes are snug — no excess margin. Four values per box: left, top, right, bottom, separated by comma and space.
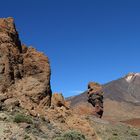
125, 73, 140, 83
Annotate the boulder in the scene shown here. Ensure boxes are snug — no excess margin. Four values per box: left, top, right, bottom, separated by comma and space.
0, 112, 9, 120
51, 93, 70, 109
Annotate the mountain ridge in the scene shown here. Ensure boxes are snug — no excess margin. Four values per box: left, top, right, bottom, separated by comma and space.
67, 72, 140, 106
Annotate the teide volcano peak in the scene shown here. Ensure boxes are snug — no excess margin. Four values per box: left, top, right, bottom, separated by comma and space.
104, 72, 140, 105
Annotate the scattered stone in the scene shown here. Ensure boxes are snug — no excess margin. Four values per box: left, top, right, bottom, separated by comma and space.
0, 112, 9, 120
19, 123, 31, 129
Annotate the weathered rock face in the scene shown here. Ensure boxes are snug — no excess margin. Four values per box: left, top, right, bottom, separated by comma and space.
0, 17, 22, 92
0, 17, 52, 113
51, 93, 70, 109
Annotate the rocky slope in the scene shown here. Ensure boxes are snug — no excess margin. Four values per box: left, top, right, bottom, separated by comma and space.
66, 74, 140, 140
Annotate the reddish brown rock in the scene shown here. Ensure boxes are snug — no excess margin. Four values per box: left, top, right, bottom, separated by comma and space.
51, 93, 70, 109
87, 82, 104, 118
0, 17, 52, 113
0, 17, 22, 92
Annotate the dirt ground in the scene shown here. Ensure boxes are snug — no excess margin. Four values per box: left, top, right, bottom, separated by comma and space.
122, 118, 140, 128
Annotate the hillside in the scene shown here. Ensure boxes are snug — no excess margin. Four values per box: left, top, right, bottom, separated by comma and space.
104, 73, 140, 105
67, 73, 140, 122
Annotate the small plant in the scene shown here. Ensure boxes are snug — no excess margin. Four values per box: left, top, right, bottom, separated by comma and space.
54, 130, 86, 140
113, 133, 118, 136
24, 134, 31, 140
13, 113, 33, 124
130, 131, 138, 136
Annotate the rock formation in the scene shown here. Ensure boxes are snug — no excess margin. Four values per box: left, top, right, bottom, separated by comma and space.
0, 17, 52, 115
51, 93, 70, 109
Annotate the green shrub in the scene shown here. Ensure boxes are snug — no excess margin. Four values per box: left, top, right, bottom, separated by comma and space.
24, 134, 31, 140
130, 131, 138, 136
13, 113, 32, 124
54, 130, 86, 140
113, 133, 118, 136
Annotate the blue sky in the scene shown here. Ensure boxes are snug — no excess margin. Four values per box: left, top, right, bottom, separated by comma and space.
0, 0, 140, 97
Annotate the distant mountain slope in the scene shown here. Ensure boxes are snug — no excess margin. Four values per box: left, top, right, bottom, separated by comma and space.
104, 73, 140, 105
68, 73, 140, 106
67, 92, 88, 106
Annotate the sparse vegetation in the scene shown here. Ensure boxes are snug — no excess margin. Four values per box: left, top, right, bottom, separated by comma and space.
113, 133, 118, 136
108, 137, 120, 140
54, 130, 86, 140
13, 113, 33, 124
92, 120, 140, 140
24, 134, 31, 140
